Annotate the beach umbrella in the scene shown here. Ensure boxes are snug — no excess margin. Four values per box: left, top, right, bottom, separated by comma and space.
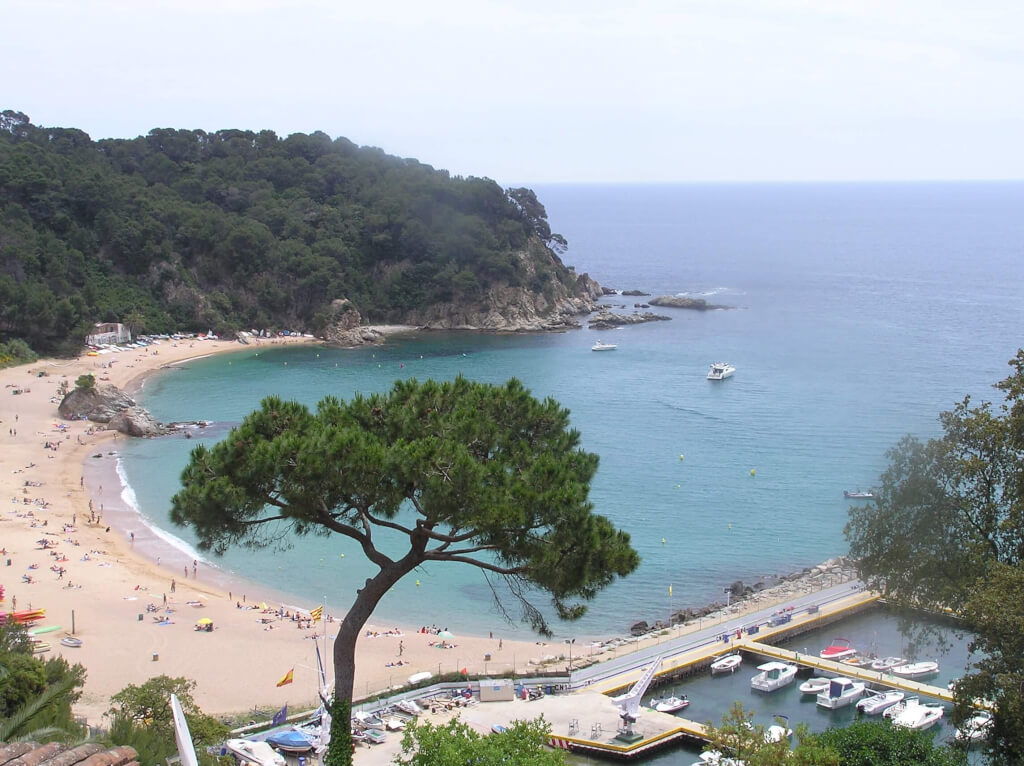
438, 630, 455, 639
196, 617, 213, 626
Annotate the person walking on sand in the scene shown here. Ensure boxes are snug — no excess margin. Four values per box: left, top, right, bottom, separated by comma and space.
399, 640, 404, 657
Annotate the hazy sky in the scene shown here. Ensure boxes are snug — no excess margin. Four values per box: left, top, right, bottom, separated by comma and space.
7, 0, 1023, 183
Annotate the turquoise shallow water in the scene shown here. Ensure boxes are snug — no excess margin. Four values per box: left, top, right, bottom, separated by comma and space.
113, 182, 1024, 640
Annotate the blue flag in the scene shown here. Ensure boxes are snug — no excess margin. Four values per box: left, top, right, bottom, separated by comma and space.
272, 704, 288, 727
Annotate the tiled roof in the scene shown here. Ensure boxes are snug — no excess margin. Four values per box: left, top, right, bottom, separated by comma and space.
0, 743, 138, 766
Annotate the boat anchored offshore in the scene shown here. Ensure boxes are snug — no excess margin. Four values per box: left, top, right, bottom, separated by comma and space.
707, 362, 735, 380
816, 677, 867, 710
592, 340, 618, 351
750, 661, 797, 692
844, 489, 874, 499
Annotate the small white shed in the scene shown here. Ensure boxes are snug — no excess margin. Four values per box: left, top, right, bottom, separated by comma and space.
478, 678, 515, 702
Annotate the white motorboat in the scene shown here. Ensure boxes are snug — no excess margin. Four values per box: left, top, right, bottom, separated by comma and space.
750, 661, 798, 692
816, 677, 866, 710
707, 362, 735, 380
956, 710, 993, 743
798, 677, 831, 695
650, 695, 690, 713
592, 341, 617, 351
710, 653, 742, 674
224, 739, 287, 766
690, 751, 745, 766
765, 723, 793, 743
856, 689, 904, 715
885, 697, 944, 730
869, 656, 904, 672
843, 489, 874, 499
891, 660, 940, 678
819, 637, 857, 661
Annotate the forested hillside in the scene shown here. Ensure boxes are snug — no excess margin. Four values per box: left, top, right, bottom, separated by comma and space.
0, 110, 583, 355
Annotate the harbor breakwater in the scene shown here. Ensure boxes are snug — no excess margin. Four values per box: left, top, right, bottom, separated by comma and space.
629, 557, 859, 637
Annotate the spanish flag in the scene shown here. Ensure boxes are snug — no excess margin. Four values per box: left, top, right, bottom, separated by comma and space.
276, 668, 294, 687
310, 605, 323, 622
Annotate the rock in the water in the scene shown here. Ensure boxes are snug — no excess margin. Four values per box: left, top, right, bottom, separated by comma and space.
588, 311, 671, 329
649, 295, 730, 310
108, 407, 166, 437
621, 289, 651, 296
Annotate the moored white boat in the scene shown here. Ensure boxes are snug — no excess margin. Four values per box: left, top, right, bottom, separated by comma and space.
869, 656, 904, 672
891, 660, 940, 678
856, 689, 904, 715
710, 653, 742, 674
843, 489, 874, 499
650, 695, 690, 713
819, 638, 857, 661
707, 362, 735, 380
750, 661, 797, 692
765, 723, 793, 743
956, 710, 993, 743
799, 677, 830, 695
817, 677, 866, 709
592, 340, 617, 351
690, 751, 745, 766
885, 697, 944, 730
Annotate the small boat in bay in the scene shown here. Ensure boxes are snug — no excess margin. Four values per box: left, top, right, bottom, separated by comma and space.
843, 489, 874, 499
592, 340, 617, 351
956, 710, 993, 743
884, 697, 944, 730
707, 362, 735, 380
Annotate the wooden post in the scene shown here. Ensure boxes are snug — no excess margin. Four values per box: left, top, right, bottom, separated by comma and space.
71, 609, 75, 634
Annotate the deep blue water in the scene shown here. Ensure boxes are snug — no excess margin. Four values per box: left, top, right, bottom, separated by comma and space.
112, 182, 1024, 640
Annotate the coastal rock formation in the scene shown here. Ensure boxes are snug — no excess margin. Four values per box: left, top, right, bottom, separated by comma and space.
588, 310, 671, 329
58, 383, 169, 436
107, 407, 165, 437
322, 299, 385, 347
403, 248, 601, 332
621, 289, 651, 296
58, 383, 136, 424
649, 295, 729, 311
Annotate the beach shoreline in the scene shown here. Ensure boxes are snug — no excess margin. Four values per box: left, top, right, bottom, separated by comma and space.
1, 331, 852, 730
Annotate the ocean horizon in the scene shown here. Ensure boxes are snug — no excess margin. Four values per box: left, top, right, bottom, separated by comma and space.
108, 181, 1024, 641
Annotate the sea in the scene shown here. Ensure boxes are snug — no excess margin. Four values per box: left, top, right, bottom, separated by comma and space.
107, 182, 1024, 646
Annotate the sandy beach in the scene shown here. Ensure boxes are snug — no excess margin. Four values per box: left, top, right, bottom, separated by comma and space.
0, 332, 550, 726
0, 331, 844, 738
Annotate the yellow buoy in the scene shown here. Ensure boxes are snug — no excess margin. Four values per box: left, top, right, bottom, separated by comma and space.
679, 454, 684, 461
416, 580, 421, 587
750, 468, 756, 476
674, 484, 681, 489
661, 537, 666, 544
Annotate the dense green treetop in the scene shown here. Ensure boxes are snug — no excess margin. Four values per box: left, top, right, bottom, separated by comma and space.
0, 110, 576, 355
